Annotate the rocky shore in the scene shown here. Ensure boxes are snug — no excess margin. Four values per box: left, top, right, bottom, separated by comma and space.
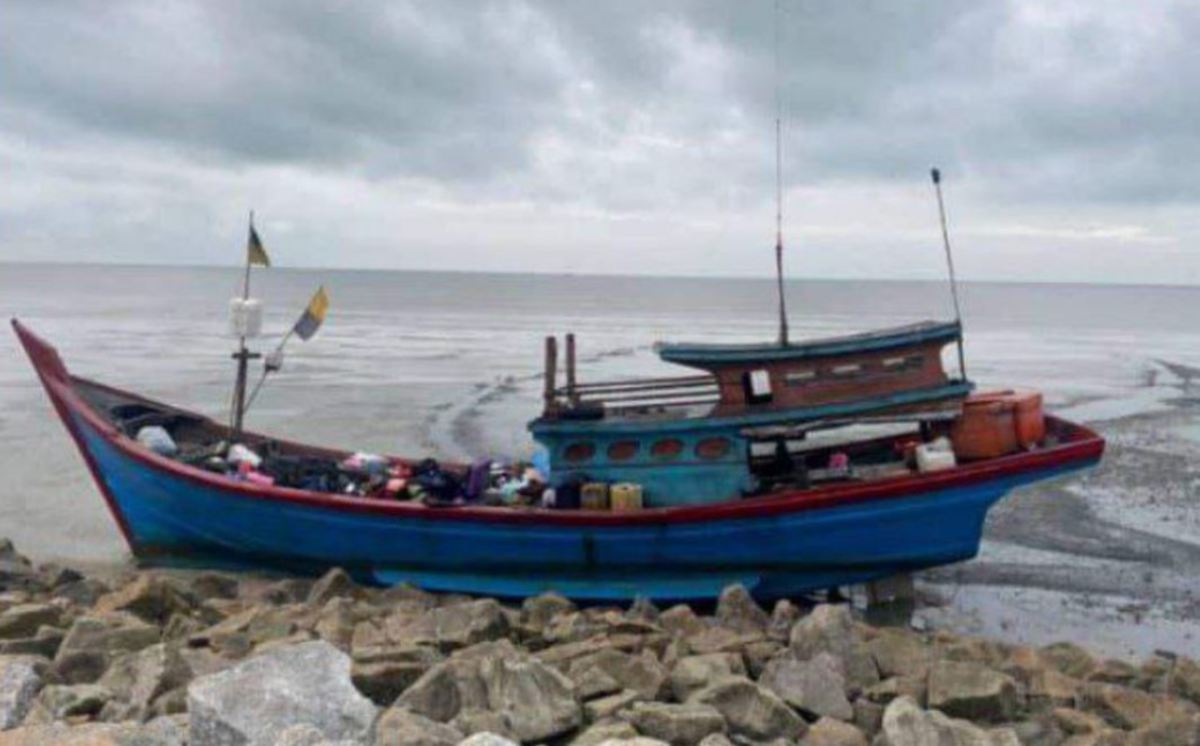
2, 539, 1199, 746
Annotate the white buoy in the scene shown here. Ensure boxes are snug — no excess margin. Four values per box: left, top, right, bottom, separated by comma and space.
228, 298, 263, 339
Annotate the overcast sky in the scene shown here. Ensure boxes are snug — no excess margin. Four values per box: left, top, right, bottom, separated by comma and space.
2, 1, 1198, 284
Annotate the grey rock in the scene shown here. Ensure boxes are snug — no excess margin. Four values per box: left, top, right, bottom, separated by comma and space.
187, 640, 376, 746
714, 584, 769, 634
458, 733, 519, 746
95, 575, 197, 626
0, 605, 63, 641
569, 720, 641, 745
789, 605, 878, 694
306, 568, 359, 607
351, 645, 442, 706
568, 649, 667, 700
800, 717, 869, 746
878, 696, 1020, 746
759, 652, 853, 721
521, 592, 576, 631
585, 689, 644, 721
926, 660, 1019, 723
50, 649, 111, 685
24, 683, 112, 723
687, 675, 806, 742
668, 654, 745, 702
481, 653, 581, 741
0, 656, 42, 729
56, 614, 161, 662
450, 708, 514, 739
768, 600, 801, 642
99, 643, 192, 720
627, 701, 726, 745
374, 706, 463, 745
189, 573, 240, 601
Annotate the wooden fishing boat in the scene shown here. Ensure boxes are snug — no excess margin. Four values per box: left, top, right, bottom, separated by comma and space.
13, 318, 1104, 601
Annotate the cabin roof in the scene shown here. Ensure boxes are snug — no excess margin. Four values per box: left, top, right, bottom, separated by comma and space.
655, 319, 961, 367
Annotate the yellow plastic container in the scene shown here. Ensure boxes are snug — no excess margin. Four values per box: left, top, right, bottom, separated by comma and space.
610, 483, 644, 512
581, 482, 609, 510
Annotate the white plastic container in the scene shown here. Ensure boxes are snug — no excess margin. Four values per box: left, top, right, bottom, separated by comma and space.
136, 426, 177, 457
229, 298, 263, 339
916, 441, 957, 473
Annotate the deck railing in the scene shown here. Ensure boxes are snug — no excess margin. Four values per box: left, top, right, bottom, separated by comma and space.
542, 334, 718, 416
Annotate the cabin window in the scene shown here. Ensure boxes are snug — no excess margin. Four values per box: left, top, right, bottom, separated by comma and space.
830, 363, 863, 378
882, 355, 924, 371
695, 437, 732, 460
784, 369, 816, 386
606, 440, 639, 461
742, 369, 773, 404
563, 442, 596, 462
650, 438, 684, 460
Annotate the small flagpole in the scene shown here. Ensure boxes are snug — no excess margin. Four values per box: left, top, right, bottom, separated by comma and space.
230, 210, 256, 439
931, 168, 967, 380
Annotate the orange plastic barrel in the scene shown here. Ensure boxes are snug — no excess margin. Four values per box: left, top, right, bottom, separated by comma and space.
1011, 390, 1045, 449
950, 389, 1045, 460
951, 396, 1019, 460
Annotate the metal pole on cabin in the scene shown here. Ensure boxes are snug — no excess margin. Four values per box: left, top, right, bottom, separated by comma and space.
543, 336, 558, 415
773, 0, 790, 347
565, 333, 577, 406
931, 168, 967, 380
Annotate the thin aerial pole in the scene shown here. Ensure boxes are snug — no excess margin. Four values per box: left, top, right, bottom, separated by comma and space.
931, 168, 967, 379
773, 0, 790, 346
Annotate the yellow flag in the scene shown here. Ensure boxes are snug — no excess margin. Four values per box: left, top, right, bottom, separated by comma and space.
293, 286, 329, 340
247, 225, 270, 267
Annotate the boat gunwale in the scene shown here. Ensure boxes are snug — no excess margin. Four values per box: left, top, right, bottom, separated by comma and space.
14, 319, 1105, 533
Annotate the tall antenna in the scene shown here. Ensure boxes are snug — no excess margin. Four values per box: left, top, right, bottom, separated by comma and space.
773, 0, 790, 346
931, 168, 967, 379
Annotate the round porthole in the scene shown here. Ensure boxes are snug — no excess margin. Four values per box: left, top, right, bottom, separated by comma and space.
607, 440, 639, 461
563, 442, 596, 462
650, 438, 684, 460
695, 437, 732, 460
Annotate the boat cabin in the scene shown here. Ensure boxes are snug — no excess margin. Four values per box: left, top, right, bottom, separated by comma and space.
528, 320, 973, 507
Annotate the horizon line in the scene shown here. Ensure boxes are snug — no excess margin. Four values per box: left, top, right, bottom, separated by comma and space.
1, 258, 1198, 291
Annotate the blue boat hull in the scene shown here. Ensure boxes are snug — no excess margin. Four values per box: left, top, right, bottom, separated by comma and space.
72, 410, 1093, 601
12, 320, 1104, 603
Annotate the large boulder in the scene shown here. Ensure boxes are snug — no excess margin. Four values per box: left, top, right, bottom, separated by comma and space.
627, 701, 726, 745
927, 660, 1020, 723
373, 706, 463, 745
187, 640, 376, 745
714, 584, 769, 634
687, 675, 806, 742
879, 696, 1020, 746
0, 656, 42, 729
759, 652, 853, 721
